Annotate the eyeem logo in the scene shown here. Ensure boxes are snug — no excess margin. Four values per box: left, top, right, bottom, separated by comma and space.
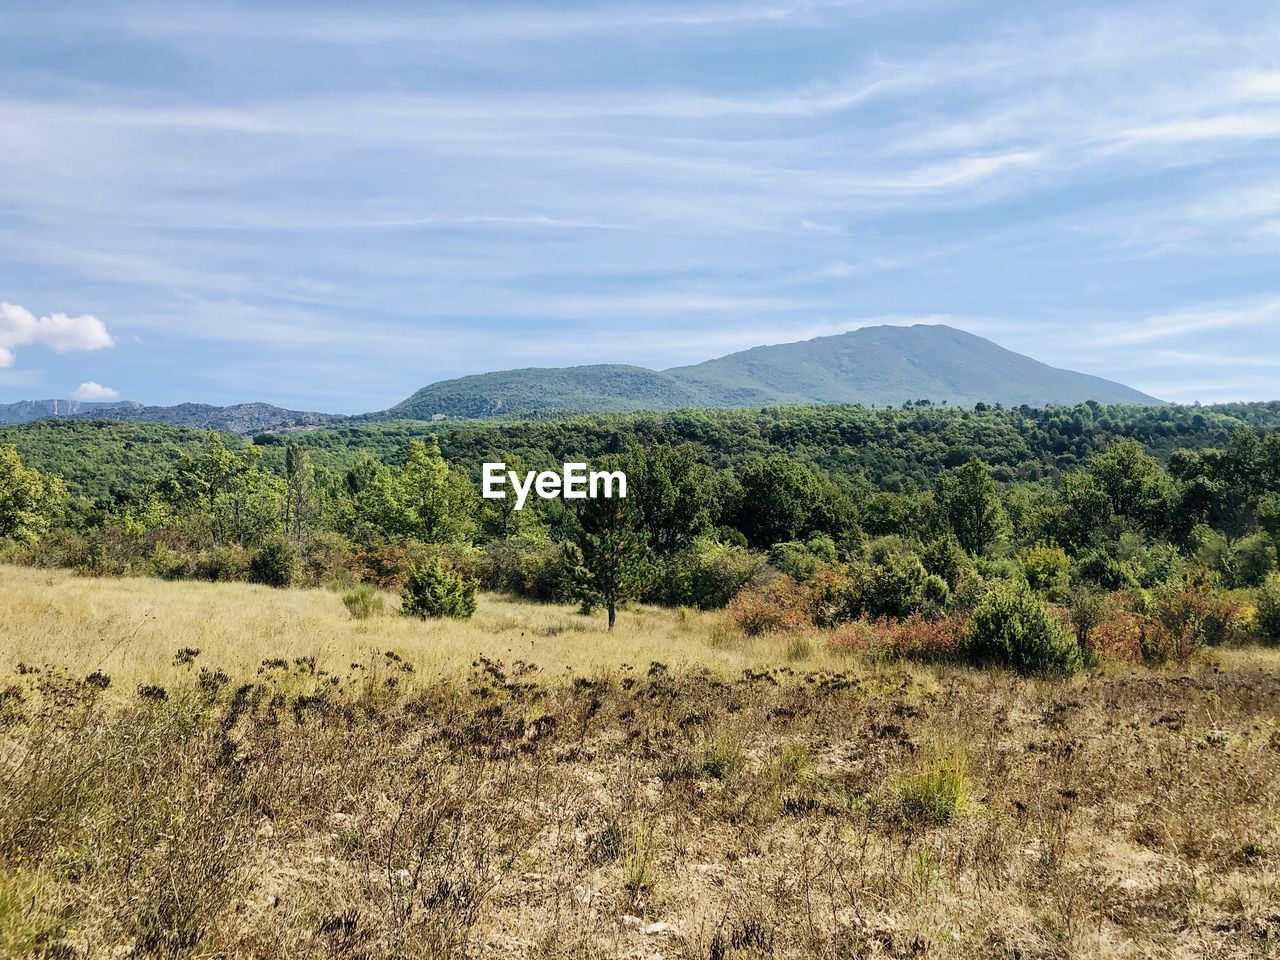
482, 462, 627, 511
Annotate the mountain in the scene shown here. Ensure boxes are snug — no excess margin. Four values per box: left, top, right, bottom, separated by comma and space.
0, 399, 346, 434
0, 399, 126, 424
381, 324, 1162, 419
1, 325, 1162, 430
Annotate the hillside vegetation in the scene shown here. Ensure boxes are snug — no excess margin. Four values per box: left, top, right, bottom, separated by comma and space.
7, 400, 1280, 504
383, 325, 1159, 419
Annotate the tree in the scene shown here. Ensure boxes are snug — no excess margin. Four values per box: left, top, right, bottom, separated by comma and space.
283, 444, 317, 542
0, 444, 66, 543
168, 435, 285, 547
733, 456, 821, 548
1088, 440, 1172, 533
477, 453, 546, 543
626, 443, 713, 555
173, 435, 243, 545
356, 439, 473, 543
1048, 471, 1113, 553
568, 469, 652, 630
935, 457, 1006, 555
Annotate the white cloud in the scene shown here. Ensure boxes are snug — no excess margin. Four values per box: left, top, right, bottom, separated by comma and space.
0, 302, 115, 367
1234, 71, 1280, 101
1095, 296, 1280, 346
1124, 114, 1280, 144
72, 381, 119, 400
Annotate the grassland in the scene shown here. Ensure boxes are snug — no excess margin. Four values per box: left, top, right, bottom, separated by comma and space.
3, 568, 1280, 959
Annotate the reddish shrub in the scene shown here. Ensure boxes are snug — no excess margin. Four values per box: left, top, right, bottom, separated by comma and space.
830, 615, 967, 662
725, 575, 813, 636
1089, 600, 1143, 664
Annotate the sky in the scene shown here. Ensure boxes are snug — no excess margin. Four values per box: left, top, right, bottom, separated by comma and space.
2, 0, 1279, 412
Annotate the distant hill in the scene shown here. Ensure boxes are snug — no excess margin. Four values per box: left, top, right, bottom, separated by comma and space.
381, 324, 1162, 419
0, 399, 346, 434
1, 324, 1162, 430
0, 399, 124, 423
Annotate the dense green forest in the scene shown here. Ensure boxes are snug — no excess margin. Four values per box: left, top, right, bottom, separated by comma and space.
4, 399, 1280, 671
7, 400, 1280, 501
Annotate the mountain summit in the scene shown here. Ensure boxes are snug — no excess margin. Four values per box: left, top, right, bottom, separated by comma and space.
381, 324, 1161, 419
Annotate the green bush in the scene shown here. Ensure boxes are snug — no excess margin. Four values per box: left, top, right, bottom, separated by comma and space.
650, 539, 765, 610
1075, 549, 1137, 591
1018, 542, 1071, 600
194, 544, 252, 583
1227, 534, 1276, 588
769, 541, 824, 581
1135, 542, 1188, 589
401, 559, 477, 620
1257, 574, 1280, 646
963, 580, 1082, 676
342, 583, 384, 619
248, 536, 299, 588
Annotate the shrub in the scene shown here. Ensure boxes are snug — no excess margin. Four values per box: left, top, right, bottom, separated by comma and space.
249, 536, 300, 588
651, 539, 766, 609
921, 534, 973, 591
342, 583, 385, 619
1019, 542, 1071, 600
724, 575, 812, 636
1090, 601, 1144, 663
1076, 549, 1137, 591
812, 540, 949, 624
1139, 573, 1251, 663
1134, 542, 1188, 589
301, 530, 355, 587
769, 541, 824, 581
149, 543, 193, 581
831, 615, 966, 663
401, 559, 477, 620
1227, 534, 1276, 588
483, 541, 572, 602
1068, 587, 1107, 666
963, 581, 1082, 676
1257, 574, 1280, 646
193, 544, 252, 582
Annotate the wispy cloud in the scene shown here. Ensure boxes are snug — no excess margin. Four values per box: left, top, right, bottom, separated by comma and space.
1094, 297, 1280, 346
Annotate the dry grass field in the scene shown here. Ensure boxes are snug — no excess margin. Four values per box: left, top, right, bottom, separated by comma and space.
3, 566, 1280, 959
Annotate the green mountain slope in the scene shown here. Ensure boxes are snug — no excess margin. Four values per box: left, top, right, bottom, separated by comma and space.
666, 324, 1159, 407
381, 324, 1161, 419
382, 364, 709, 419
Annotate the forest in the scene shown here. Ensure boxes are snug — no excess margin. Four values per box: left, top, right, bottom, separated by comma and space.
3, 399, 1280, 673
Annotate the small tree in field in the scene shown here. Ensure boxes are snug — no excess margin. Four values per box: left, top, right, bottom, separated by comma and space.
249, 534, 300, 588
568, 479, 652, 630
964, 580, 1082, 676
401, 559, 477, 620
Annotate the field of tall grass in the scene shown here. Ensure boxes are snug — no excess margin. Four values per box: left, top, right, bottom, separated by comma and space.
0, 566, 852, 688
3, 566, 1280, 958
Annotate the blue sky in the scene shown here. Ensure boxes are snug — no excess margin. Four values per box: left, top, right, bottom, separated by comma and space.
2, 0, 1279, 411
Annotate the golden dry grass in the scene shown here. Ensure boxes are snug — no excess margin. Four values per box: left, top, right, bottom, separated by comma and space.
0, 565, 854, 688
